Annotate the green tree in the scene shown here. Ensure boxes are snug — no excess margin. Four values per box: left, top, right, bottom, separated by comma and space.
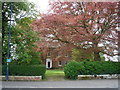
2, 2, 41, 64
2, 2, 36, 41
9, 17, 41, 65
71, 48, 94, 61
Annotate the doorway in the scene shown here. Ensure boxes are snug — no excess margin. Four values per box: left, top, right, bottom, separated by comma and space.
48, 62, 50, 68
46, 58, 52, 68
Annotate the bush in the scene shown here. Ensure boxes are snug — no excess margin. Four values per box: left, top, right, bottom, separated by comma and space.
64, 61, 120, 80
64, 61, 84, 80
2, 64, 46, 79
101, 61, 119, 75
79, 61, 103, 75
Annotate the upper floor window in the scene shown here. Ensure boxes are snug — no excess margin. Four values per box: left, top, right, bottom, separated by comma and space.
65, 53, 68, 57
47, 52, 51, 57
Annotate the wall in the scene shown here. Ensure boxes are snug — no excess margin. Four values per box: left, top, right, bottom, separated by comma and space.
0, 76, 42, 81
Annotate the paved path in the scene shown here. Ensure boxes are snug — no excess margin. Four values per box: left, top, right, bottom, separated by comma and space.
1, 79, 118, 88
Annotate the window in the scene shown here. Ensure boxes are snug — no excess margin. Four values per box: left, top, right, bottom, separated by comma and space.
58, 61, 62, 66
47, 52, 51, 57
65, 53, 68, 57
65, 61, 68, 64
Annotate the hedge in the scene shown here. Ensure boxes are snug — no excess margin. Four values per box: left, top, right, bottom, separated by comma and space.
2, 64, 46, 79
64, 61, 84, 80
64, 61, 120, 80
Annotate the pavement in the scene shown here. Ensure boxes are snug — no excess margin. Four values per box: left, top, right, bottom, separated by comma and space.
1, 79, 119, 88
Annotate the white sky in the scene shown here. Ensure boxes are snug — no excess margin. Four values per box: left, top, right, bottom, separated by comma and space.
28, 0, 50, 13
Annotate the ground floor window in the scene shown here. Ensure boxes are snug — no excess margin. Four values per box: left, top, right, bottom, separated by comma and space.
65, 61, 68, 64
58, 61, 62, 66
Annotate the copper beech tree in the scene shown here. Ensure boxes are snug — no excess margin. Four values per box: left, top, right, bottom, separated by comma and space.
32, 1, 119, 61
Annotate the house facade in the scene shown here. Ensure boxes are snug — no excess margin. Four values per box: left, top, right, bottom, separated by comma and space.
41, 47, 71, 69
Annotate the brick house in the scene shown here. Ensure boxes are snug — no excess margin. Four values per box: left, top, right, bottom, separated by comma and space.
41, 47, 71, 69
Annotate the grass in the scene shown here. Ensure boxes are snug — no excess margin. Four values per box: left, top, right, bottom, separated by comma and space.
44, 69, 68, 81
45, 69, 65, 77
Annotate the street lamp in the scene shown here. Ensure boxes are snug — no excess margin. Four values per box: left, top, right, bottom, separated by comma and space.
6, 2, 12, 81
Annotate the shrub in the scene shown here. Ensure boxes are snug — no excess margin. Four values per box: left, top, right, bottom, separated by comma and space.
64, 61, 84, 80
102, 61, 119, 75
64, 61, 120, 80
80, 61, 103, 75
2, 64, 46, 79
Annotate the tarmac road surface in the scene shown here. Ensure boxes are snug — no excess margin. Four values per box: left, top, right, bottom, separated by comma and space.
1, 79, 119, 88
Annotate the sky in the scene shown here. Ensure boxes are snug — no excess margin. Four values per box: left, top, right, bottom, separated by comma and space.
28, 0, 50, 13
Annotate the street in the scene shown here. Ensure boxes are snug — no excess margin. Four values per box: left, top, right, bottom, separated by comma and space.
1, 79, 118, 88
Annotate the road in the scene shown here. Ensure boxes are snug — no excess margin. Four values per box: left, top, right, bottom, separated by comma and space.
1, 79, 118, 88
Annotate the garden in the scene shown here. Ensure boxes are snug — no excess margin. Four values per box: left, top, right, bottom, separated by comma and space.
1, 1, 119, 81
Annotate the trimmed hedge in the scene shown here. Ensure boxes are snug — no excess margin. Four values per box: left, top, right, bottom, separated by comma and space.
2, 64, 46, 79
64, 61, 120, 80
64, 61, 84, 80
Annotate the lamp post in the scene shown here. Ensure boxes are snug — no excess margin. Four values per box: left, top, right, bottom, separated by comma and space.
6, 2, 12, 81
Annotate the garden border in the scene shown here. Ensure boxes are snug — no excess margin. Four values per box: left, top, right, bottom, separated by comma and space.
78, 74, 118, 80
0, 76, 42, 81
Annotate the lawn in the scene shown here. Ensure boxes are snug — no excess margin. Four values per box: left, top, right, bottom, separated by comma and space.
45, 69, 65, 77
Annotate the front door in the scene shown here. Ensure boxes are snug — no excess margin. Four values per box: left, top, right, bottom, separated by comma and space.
48, 62, 50, 68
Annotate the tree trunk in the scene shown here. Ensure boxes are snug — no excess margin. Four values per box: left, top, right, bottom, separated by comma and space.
93, 42, 101, 61
94, 51, 101, 61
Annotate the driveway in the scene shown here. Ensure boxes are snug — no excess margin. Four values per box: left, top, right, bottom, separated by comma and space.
1, 79, 118, 88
